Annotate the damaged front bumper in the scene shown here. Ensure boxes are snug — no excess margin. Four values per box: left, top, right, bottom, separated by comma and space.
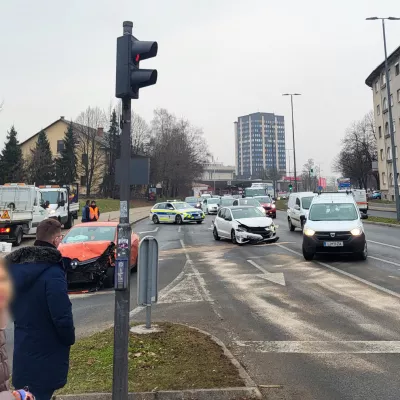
235, 226, 279, 244
65, 243, 115, 286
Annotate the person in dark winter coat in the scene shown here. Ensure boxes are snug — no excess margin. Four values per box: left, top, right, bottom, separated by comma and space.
81, 200, 90, 223
7, 219, 75, 400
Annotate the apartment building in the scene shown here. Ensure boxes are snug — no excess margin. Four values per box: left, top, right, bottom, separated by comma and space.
365, 45, 400, 200
234, 112, 286, 179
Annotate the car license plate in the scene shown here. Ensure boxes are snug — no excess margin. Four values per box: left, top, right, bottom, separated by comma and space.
324, 241, 343, 247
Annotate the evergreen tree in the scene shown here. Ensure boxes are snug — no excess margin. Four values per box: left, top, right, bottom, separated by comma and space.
0, 125, 24, 183
104, 109, 121, 197
28, 130, 55, 184
55, 122, 78, 183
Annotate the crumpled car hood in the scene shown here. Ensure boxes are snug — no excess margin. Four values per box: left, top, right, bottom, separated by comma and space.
58, 241, 113, 262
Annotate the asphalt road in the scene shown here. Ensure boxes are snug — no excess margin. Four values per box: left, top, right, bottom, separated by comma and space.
368, 209, 397, 219
6, 212, 400, 399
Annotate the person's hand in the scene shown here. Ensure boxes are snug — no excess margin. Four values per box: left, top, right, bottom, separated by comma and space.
12, 390, 35, 400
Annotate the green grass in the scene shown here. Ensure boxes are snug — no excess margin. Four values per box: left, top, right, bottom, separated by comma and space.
366, 216, 400, 225
58, 323, 243, 395
275, 199, 287, 211
78, 199, 151, 216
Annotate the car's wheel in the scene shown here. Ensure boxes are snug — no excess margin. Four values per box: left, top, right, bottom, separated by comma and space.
13, 227, 23, 247
358, 242, 368, 261
213, 227, 220, 241
231, 230, 242, 245
288, 218, 295, 232
302, 246, 314, 261
64, 214, 74, 229
176, 215, 183, 225
301, 219, 305, 230
104, 266, 115, 288
152, 214, 159, 224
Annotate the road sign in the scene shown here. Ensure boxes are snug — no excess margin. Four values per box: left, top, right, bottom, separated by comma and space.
137, 236, 159, 328
338, 178, 351, 189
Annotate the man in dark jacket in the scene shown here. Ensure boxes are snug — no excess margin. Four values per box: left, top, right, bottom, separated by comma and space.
7, 219, 75, 400
81, 199, 90, 223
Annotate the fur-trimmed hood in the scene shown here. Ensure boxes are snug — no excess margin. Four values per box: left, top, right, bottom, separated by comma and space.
6, 246, 64, 292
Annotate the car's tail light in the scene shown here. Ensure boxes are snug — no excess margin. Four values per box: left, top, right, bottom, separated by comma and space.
0, 228, 11, 234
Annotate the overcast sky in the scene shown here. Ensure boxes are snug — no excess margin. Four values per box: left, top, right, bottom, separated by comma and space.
1, 0, 400, 177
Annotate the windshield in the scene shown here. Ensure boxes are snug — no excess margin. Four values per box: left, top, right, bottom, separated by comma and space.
207, 198, 219, 204
221, 198, 235, 206
63, 226, 116, 243
185, 197, 197, 203
239, 198, 261, 207
308, 203, 358, 221
301, 196, 314, 210
174, 202, 192, 210
41, 191, 59, 204
255, 196, 272, 203
232, 207, 265, 219
244, 188, 265, 197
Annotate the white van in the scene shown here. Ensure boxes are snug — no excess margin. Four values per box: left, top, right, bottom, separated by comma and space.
287, 192, 317, 231
338, 189, 368, 215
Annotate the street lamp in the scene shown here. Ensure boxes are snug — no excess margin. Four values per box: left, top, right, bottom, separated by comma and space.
283, 93, 301, 192
366, 17, 400, 221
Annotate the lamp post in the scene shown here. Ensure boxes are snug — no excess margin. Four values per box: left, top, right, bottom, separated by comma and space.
283, 93, 301, 192
367, 17, 400, 221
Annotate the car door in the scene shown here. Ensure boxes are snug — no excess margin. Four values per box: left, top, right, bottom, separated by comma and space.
216, 208, 227, 236
32, 190, 47, 230
157, 203, 170, 223
165, 203, 176, 223
224, 209, 233, 235
292, 196, 301, 227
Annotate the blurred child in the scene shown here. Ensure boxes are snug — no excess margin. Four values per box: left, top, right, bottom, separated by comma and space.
0, 257, 34, 400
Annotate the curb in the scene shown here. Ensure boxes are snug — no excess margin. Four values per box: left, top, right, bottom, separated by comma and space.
55, 387, 261, 400
55, 324, 262, 400
364, 220, 400, 228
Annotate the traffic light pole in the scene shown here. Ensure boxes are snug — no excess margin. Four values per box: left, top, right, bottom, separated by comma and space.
112, 22, 133, 400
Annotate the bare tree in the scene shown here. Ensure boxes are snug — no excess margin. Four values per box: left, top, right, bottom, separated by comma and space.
301, 158, 317, 191
131, 112, 150, 155
333, 111, 378, 189
75, 106, 107, 195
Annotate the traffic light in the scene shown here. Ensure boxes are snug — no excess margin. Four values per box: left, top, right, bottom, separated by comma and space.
116, 29, 158, 99
289, 184, 293, 192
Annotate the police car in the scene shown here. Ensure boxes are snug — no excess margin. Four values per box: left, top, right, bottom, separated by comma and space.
150, 201, 205, 225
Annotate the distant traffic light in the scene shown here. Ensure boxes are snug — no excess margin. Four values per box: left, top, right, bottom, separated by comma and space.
289, 184, 293, 192
116, 27, 158, 99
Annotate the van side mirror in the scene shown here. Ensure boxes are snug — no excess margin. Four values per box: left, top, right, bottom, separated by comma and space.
294, 204, 300, 211
360, 213, 368, 220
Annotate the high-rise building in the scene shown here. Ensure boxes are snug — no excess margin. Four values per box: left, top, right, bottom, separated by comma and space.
234, 112, 286, 179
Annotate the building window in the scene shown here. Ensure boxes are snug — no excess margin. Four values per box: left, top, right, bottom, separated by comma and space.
387, 147, 392, 160
380, 149, 384, 160
397, 89, 400, 103
378, 126, 382, 138
375, 80, 379, 92
391, 94, 394, 107
80, 175, 86, 186
81, 153, 88, 166
385, 122, 389, 136
381, 73, 386, 86
377, 104, 381, 115
393, 120, 396, 133
383, 97, 388, 111
396, 63, 400, 76
57, 140, 64, 153
390, 173, 394, 186
382, 172, 386, 185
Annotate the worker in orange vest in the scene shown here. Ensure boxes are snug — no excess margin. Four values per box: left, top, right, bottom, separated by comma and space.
89, 200, 100, 222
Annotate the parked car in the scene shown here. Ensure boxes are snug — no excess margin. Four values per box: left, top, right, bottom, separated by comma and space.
372, 191, 382, 200
213, 206, 278, 245
58, 222, 139, 288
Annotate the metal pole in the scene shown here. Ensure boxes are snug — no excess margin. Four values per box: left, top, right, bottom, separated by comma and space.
290, 95, 298, 192
112, 21, 133, 400
146, 235, 152, 329
382, 19, 400, 220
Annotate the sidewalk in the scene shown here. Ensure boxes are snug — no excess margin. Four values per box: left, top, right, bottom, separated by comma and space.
98, 206, 151, 223
369, 205, 396, 212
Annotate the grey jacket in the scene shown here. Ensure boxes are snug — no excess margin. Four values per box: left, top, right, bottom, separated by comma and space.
0, 329, 12, 400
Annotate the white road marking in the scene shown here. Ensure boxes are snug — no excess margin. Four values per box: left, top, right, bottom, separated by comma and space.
138, 227, 159, 234
234, 340, 400, 354
368, 256, 400, 267
367, 240, 400, 250
277, 244, 400, 300
247, 260, 286, 286
178, 226, 182, 233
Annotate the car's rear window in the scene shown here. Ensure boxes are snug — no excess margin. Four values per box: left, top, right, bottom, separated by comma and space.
63, 226, 116, 243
